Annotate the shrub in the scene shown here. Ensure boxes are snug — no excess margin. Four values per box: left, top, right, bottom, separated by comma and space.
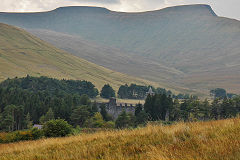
72, 125, 82, 135
5, 133, 16, 143
31, 128, 44, 139
115, 111, 135, 129
0, 133, 7, 143
43, 119, 72, 137
14, 131, 33, 141
104, 121, 115, 128
0, 129, 44, 144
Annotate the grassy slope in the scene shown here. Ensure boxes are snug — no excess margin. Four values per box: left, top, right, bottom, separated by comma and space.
0, 23, 157, 90
1, 118, 240, 160
28, 29, 186, 93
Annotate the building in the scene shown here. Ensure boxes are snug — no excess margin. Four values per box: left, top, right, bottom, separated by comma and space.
33, 124, 43, 130
146, 87, 155, 96
98, 98, 136, 119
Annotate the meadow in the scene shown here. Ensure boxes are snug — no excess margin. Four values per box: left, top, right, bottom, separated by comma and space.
93, 97, 145, 105
0, 118, 240, 160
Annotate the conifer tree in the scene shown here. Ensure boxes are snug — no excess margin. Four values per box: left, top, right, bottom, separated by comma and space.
25, 112, 33, 129
100, 84, 115, 99
100, 104, 112, 121
71, 106, 90, 127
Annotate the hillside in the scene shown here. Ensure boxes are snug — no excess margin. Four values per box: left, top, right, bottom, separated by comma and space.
1, 118, 240, 159
0, 23, 157, 90
28, 29, 183, 92
0, 4, 240, 94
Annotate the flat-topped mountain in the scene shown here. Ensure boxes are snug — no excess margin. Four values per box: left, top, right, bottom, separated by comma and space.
0, 4, 240, 94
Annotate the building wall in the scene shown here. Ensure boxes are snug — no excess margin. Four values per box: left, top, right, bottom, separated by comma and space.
106, 104, 135, 119
97, 98, 136, 119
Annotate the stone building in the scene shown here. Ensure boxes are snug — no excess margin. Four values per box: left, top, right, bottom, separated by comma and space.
98, 87, 155, 120
98, 98, 136, 119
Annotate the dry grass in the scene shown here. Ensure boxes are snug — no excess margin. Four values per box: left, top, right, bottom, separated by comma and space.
93, 97, 145, 105
1, 118, 240, 160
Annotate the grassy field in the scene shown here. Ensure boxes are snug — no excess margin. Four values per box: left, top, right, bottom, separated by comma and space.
1, 118, 240, 160
0, 23, 158, 91
93, 97, 145, 104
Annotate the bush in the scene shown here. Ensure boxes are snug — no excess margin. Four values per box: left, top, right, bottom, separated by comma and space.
0, 133, 7, 143
43, 119, 72, 137
84, 113, 115, 128
0, 129, 44, 144
14, 131, 33, 141
104, 121, 115, 128
115, 111, 135, 129
72, 125, 82, 135
31, 128, 44, 139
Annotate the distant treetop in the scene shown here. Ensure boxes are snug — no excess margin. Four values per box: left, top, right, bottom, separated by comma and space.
0, 76, 99, 98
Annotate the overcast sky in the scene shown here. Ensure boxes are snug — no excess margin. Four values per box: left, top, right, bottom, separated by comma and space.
1, 0, 240, 20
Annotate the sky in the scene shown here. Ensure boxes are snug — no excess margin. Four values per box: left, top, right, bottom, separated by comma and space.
0, 0, 240, 20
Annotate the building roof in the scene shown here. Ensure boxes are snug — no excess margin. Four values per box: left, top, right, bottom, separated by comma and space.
33, 124, 43, 129
149, 87, 153, 94
146, 87, 155, 95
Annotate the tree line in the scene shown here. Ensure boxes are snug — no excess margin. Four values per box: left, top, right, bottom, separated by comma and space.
1, 75, 98, 98
143, 94, 240, 122
1, 76, 240, 135
210, 88, 236, 99
0, 76, 99, 131
101, 83, 196, 99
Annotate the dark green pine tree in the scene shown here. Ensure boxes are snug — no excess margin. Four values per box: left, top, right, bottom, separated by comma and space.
135, 103, 143, 116
100, 104, 112, 121
91, 101, 98, 116
210, 99, 221, 120
80, 94, 91, 106
135, 110, 148, 126
71, 106, 90, 127
45, 108, 55, 121
115, 111, 133, 129
40, 108, 55, 124
170, 99, 181, 121
180, 100, 190, 121
25, 112, 33, 129
144, 94, 154, 120
0, 105, 16, 131
15, 105, 25, 130
199, 99, 211, 120
153, 94, 162, 120
220, 98, 237, 118
117, 84, 129, 99
100, 84, 115, 99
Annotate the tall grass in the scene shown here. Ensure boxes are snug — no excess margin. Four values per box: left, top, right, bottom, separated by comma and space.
1, 118, 240, 160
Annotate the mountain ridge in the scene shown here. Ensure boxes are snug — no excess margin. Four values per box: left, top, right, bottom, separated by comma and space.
0, 4, 216, 16
0, 4, 239, 95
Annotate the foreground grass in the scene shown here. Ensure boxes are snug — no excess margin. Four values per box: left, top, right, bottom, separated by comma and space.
1, 118, 240, 160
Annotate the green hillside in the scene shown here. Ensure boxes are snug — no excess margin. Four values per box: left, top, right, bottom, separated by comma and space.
0, 23, 157, 91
